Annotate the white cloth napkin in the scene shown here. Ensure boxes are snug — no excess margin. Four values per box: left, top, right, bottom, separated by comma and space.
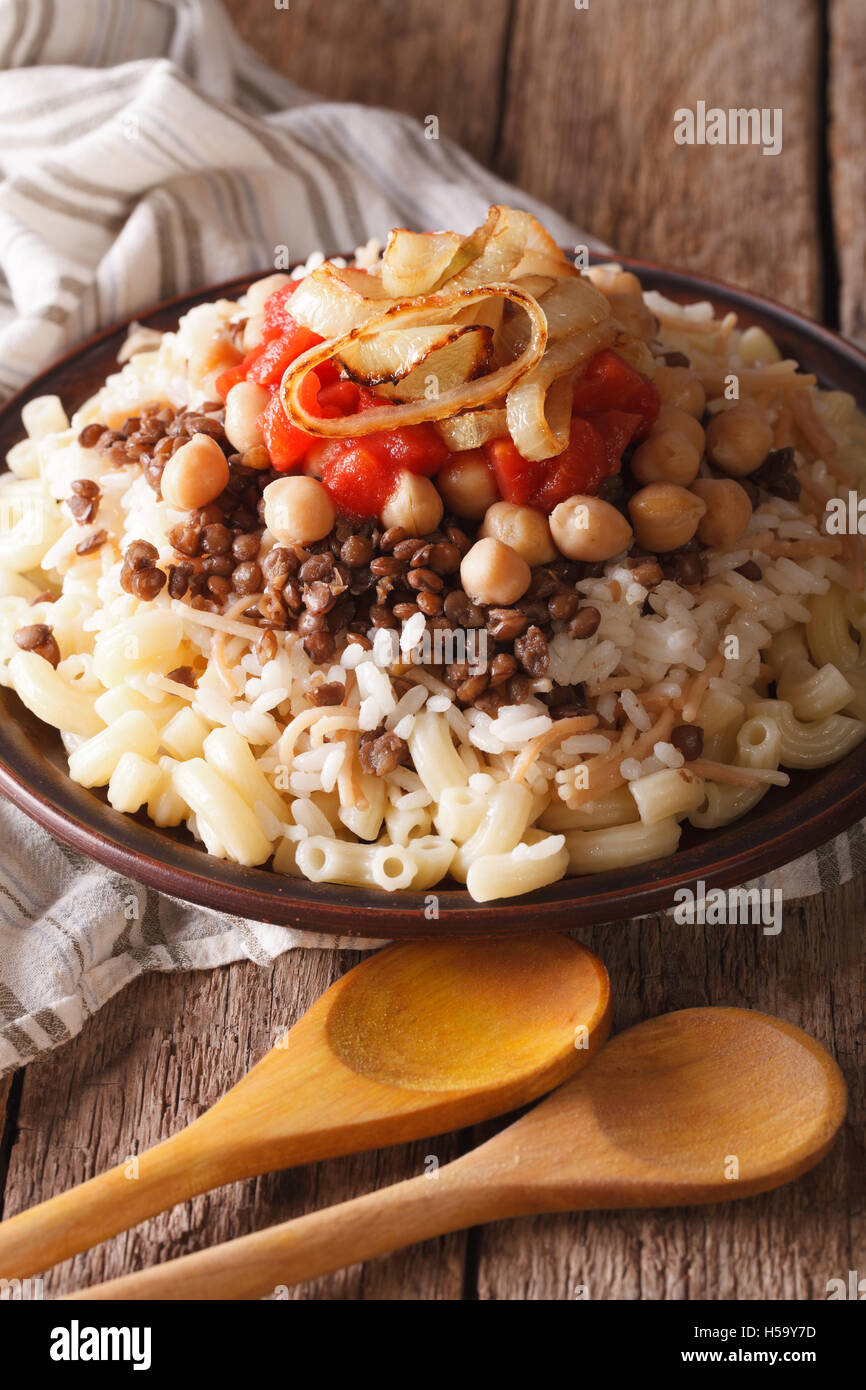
0, 0, 860, 1075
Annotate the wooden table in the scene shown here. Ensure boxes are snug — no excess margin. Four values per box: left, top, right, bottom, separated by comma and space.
1, 0, 863, 1300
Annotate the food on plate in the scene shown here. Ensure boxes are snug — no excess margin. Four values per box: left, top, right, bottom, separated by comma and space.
2, 206, 865, 902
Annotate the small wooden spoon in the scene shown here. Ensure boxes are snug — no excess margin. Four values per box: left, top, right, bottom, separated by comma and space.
73, 1006, 846, 1300
0, 934, 609, 1281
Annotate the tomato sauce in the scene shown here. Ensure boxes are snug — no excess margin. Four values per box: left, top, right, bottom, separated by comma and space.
218, 280, 660, 521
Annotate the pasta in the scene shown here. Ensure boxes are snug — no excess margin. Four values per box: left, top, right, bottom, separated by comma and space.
2, 204, 865, 903
744, 698, 866, 769
689, 716, 782, 828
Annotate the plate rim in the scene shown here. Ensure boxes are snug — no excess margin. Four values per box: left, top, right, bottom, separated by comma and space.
1, 256, 865, 936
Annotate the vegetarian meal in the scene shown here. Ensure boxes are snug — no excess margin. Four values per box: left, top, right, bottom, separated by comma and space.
2, 206, 865, 901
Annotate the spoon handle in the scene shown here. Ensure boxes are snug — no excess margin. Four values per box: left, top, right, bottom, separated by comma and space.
70, 1161, 512, 1301
0, 1121, 237, 1281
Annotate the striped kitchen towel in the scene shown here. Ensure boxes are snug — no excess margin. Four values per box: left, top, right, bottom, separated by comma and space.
0, 0, 609, 1073
0, 0, 860, 1075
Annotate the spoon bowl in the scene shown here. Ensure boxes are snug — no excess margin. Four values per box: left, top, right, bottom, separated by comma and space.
73, 1006, 846, 1300
0, 934, 610, 1281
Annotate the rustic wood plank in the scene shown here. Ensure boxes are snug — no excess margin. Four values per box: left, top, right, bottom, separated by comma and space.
497, 0, 822, 315
3, 0, 859, 1306
474, 880, 865, 1300
226, 0, 513, 166
829, 0, 866, 341
1, 949, 465, 1299
0, 1071, 17, 1216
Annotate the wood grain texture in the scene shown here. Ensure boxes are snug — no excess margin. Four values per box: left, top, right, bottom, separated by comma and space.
76, 1006, 845, 1300
473, 883, 865, 1301
830, 0, 866, 342
499, 0, 823, 315
0, 948, 468, 1299
2, 0, 864, 1302
230, 0, 512, 165
0, 938, 609, 1282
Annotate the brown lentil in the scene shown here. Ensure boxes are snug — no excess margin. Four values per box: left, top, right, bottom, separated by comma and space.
77, 423, 107, 448
568, 606, 601, 639
456, 673, 488, 702
735, 559, 762, 581
407, 567, 443, 593
311, 681, 346, 706
201, 523, 232, 555
548, 590, 581, 622
14, 623, 60, 667
474, 689, 506, 716
305, 580, 336, 615
166, 665, 197, 687
392, 602, 421, 621
206, 575, 232, 603
67, 478, 100, 524
127, 567, 167, 600
231, 532, 260, 562
630, 559, 664, 589
513, 625, 549, 676
358, 729, 408, 776
671, 723, 704, 760
299, 553, 333, 583
201, 555, 234, 578
341, 534, 373, 567
232, 561, 262, 595
416, 590, 443, 617
261, 547, 298, 588
488, 652, 518, 685
75, 529, 107, 556
379, 526, 407, 552
168, 562, 194, 598
486, 607, 528, 642
370, 555, 405, 577
506, 673, 534, 703
303, 629, 335, 663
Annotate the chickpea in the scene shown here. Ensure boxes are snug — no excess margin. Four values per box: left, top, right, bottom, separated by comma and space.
263, 475, 335, 546
224, 381, 270, 454
652, 365, 706, 419
609, 270, 643, 297
160, 433, 230, 511
188, 336, 242, 394
303, 439, 330, 480
480, 501, 556, 566
631, 429, 701, 487
607, 292, 656, 343
549, 494, 633, 563
435, 449, 499, 519
628, 482, 706, 553
654, 405, 705, 455
705, 401, 773, 477
380, 471, 444, 535
690, 478, 753, 549
243, 312, 265, 352
460, 537, 531, 606
738, 325, 782, 366
586, 267, 643, 297
245, 272, 293, 317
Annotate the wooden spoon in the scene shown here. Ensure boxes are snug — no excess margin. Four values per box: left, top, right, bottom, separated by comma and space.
0, 934, 609, 1281
73, 1006, 846, 1300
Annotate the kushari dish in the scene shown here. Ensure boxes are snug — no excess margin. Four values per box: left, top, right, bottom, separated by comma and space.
2, 206, 865, 903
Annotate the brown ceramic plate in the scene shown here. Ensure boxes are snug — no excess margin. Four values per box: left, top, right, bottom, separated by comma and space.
1, 261, 865, 937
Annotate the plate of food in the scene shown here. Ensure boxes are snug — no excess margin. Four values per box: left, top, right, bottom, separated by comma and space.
1, 206, 865, 935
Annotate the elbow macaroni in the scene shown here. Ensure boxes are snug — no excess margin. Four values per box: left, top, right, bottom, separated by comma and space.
5, 224, 866, 908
